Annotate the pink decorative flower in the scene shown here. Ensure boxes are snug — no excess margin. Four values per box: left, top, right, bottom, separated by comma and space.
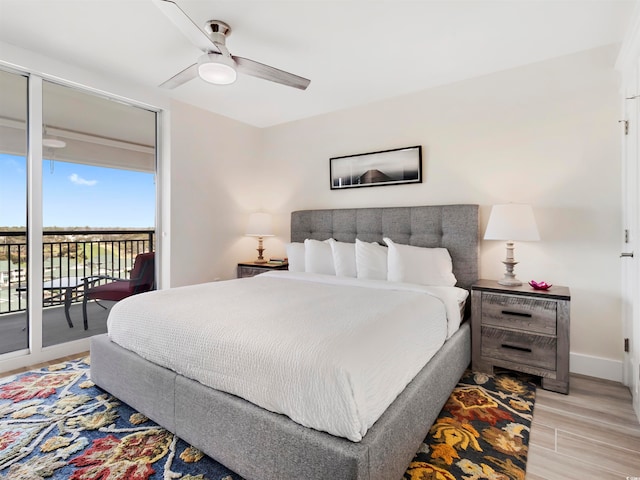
528, 280, 552, 290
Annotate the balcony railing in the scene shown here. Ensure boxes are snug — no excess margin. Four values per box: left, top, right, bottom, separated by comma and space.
0, 229, 154, 314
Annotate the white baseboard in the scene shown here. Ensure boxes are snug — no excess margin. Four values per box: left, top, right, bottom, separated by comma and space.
570, 352, 623, 383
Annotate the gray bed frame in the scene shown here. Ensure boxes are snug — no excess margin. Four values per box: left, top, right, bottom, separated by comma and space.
91, 204, 479, 480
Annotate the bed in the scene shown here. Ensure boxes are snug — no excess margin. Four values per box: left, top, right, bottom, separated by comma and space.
90, 204, 479, 480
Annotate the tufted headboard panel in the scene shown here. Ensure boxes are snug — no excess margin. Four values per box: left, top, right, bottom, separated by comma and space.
291, 205, 479, 289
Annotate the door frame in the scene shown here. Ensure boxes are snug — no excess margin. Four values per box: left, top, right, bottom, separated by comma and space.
617, 9, 640, 419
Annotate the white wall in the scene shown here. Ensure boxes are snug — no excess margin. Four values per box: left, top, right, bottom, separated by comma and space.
255, 45, 623, 374
169, 100, 262, 286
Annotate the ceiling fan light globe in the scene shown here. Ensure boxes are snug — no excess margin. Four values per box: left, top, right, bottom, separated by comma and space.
198, 54, 237, 85
199, 63, 236, 84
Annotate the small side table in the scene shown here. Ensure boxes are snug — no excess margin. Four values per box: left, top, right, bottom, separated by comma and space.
17, 277, 85, 328
471, 279, 571, 394
237, 262, 289, 278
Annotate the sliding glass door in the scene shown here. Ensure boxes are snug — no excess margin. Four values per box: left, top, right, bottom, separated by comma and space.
0, 69, 28, 356
0, 67, 158, 364
40, 80, 157, 347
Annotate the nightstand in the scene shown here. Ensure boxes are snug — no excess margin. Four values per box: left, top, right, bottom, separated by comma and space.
471, 279, 571, 394
237, 262, 288, 278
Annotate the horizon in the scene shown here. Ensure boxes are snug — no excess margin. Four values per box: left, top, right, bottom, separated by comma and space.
1, 153, 155, 229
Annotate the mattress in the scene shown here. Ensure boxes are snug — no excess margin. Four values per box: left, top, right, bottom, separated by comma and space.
107, 271, 467, 441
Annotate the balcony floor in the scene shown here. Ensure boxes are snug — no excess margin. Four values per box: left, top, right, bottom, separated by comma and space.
0, 301, 112, 355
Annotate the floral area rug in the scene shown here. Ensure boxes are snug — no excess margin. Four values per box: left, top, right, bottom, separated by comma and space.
404, 370, 536, 480
0, 359, 535, 480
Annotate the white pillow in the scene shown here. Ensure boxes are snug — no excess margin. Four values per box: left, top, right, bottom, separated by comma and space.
304, 239, 336, 275
285, 242, 305, 272
328, 239, 357, 277
383, 237, 457, 286
355, 239, 387, 280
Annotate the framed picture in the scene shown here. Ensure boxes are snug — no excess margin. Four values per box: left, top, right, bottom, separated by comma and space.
330, 145, 422, 190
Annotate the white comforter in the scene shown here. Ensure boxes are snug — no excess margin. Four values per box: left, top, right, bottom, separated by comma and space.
107, 271, 467, 441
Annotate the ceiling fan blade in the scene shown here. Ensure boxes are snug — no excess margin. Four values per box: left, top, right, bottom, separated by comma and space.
160, 63, 198, 89
233, 56, 310, 90
153, 0, 220, 54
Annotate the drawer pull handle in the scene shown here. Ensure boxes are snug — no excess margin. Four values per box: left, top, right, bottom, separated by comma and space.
501, 310, 532, 318
501, 344, 532, 353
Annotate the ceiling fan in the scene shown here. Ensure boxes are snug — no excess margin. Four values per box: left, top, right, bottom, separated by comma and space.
153, 0, 310, 90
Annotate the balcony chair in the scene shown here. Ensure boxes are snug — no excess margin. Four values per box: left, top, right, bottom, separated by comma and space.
82, 252, 155, 330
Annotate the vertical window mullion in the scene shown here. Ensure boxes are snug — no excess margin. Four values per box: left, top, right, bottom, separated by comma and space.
27, 74, 44, 354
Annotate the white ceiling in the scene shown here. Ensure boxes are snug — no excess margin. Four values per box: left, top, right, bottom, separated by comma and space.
0, 0, 636, 128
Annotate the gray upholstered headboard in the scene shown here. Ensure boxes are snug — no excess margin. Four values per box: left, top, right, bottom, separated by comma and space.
291, 205, 479, 289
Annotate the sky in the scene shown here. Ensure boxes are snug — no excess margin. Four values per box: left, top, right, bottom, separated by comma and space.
0, 154, 155, 228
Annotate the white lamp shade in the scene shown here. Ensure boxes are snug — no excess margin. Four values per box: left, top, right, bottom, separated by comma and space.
484, 204, 540, 241
246, 213, 274, 237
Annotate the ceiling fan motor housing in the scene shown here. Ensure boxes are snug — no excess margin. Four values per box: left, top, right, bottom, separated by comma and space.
205, 20, 231, 46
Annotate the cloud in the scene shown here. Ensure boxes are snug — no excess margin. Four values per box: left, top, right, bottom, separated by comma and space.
69, 173, 97, 186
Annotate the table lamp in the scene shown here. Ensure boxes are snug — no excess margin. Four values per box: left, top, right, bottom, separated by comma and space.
484, 204, 540, 286
246, 212, 274, 264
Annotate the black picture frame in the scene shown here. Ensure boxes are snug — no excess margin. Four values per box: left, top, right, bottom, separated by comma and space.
329, 145, 422, 190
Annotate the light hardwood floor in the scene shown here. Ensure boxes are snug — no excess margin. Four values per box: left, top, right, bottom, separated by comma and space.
528, 374, 640, 479
2, 358, 639, 479
0, 351, 89, 377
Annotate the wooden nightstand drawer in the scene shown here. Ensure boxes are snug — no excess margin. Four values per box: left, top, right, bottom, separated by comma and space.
481, 293, 557, 335
237, 262, 289, 278
471, 279, 571, 394
481, 326, 557, 371
238, 266, 269, 278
